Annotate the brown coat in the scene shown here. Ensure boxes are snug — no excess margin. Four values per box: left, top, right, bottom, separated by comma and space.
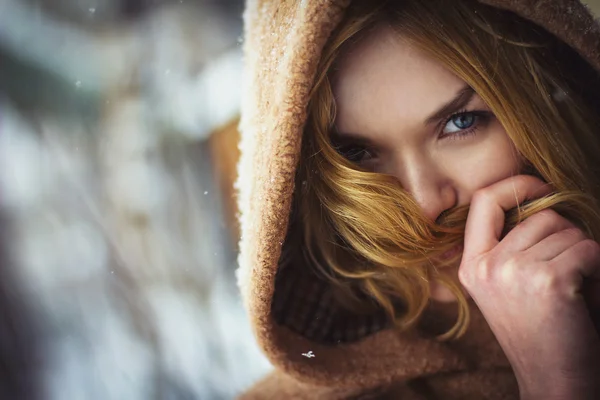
235, 1, 600, 398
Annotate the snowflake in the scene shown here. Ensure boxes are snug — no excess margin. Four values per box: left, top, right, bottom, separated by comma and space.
302, 351, 315, 359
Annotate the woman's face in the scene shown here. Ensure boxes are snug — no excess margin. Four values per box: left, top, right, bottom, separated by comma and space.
332, 25, 522, 223
331, 26, 523, 301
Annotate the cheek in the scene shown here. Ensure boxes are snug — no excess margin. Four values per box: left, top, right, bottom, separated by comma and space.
448, 126, 522, 193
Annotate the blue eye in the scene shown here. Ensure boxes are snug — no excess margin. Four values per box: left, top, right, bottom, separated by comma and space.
446, 113, 475, 131
441, 110, 491, 139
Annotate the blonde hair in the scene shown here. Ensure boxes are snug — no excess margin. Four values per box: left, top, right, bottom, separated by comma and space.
291, 0, 600, 341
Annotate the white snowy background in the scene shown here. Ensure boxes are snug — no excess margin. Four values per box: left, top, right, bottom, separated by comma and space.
0, 0, 271, 399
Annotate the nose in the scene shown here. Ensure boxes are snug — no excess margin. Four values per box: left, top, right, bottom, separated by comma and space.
395, 156, 457, 223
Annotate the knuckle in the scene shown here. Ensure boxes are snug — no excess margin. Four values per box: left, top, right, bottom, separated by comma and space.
529, 208, 559, 225
471, 189, 493, 206
459, 255, 499, 287
513, 174, 532, 186
462, 253, 539, 291
579, 238, 600, 256
562, 227, 586, 241
525, 209, 575, 233
457, 271, 475, 289
457, 264, 472, 287
530, 267, 561, 295
458, 257, 488, 287
536, 208, 557, 219
498, 256, 520, 284
475, 256, 496, 284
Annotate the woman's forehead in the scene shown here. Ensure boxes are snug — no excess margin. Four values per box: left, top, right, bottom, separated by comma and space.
331, 25, 469, 138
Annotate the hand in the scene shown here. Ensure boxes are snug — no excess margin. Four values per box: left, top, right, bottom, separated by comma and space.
458, 175, 600, 400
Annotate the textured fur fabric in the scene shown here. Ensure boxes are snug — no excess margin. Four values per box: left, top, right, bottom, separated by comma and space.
236, 0, 600, 398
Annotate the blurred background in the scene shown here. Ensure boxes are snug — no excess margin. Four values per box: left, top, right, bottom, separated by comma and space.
0, 0, 271, 399
2, 0, 600, 399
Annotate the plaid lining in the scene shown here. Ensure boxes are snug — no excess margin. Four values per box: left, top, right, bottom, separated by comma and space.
272, 258, 390, 344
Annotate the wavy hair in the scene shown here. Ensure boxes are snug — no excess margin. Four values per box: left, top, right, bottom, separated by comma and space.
291, 0, 600, 340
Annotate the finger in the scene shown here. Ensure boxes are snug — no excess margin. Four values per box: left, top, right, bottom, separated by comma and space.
497, 209, 577, 254
525, 227, 587, 261
463, 175, 553, 261
551, 239, 600, 294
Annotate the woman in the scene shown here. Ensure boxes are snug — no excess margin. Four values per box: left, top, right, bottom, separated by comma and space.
236, 0, 600, 398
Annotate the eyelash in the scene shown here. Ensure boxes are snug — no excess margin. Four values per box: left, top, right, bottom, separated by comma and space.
439, 108, 491, 141
335, 109, 492, 164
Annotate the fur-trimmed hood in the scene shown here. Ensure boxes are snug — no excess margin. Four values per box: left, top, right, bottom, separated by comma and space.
236, 1, 600, 398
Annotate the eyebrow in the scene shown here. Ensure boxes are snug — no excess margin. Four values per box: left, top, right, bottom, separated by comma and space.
331, 84, 476, 144
425, 84, 475, 125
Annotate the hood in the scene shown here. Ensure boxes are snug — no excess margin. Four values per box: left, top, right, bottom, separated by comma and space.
236, 0, 600, 391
